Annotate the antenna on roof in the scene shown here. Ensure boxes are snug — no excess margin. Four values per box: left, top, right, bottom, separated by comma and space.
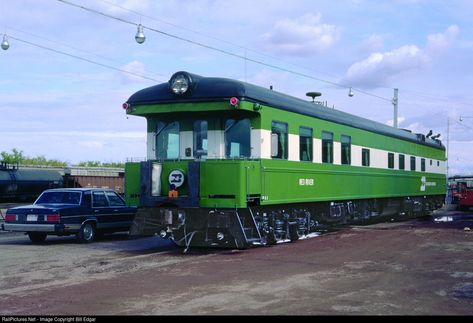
306, 92, 322, 103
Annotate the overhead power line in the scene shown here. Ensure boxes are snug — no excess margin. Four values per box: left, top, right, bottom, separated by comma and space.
55, 0, 392, 102
96, 0, 343, 83
8, 35, 163, 83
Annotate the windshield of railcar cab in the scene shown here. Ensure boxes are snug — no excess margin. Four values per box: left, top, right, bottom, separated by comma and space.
156, 121, 179, 159
225, 118, 251, 158
35, 191, 82, 205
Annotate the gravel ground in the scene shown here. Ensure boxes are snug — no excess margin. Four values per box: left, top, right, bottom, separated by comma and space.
0, 208, 472, 316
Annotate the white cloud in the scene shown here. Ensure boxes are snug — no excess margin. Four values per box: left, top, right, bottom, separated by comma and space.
425, 25, 459, 55
78, 141, 104, 149
343, 25, 459, 88
385, 116, 406, 127
359, 34, 384, 53
344, 45, 427, 88
120, 60, 148, 84
259, 13, 340, 56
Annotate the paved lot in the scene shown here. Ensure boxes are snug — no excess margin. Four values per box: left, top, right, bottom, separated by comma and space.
0, 209, 472, 315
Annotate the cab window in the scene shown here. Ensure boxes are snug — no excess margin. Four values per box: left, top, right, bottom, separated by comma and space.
193, 120, 208, 158
225, 118, 251, 158
156, 121, 179, 160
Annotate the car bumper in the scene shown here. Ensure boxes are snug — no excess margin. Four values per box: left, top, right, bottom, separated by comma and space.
2, 223, 66, 233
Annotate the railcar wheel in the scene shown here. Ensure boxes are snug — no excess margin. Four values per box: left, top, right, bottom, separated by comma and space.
27, 232, 47, 243
288, 223, 299, 242
77, 222, 96, 243
261, 228, 277, 246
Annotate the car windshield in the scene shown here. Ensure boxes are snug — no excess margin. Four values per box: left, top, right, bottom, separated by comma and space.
35, 191, 82, 205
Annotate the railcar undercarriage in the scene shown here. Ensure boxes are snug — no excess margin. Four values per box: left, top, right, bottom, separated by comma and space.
130, 195, 445, 251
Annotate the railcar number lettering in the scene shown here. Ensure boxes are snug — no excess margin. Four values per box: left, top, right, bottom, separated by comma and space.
299, 178, 314, 186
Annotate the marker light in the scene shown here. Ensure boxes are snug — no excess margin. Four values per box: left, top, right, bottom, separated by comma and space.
169, 73, 192, 95
230, 97, 239, 107
122, 102, 130, 110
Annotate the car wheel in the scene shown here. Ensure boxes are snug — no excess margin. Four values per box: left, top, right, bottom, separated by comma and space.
27, 232, 47, 244
77, 222, 96, 243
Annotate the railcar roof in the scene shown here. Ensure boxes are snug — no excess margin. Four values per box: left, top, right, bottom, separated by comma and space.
126, 71, 444, 150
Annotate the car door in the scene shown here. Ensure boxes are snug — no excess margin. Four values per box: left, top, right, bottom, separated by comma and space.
103, 190, 135, 230
91, 190, 113, 231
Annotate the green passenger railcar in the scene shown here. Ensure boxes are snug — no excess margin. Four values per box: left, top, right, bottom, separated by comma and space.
124, 71, 446, 249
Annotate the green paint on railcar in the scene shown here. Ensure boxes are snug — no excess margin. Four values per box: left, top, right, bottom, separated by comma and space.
258, 159, 445, 205
124, 162, 141, 206
199, 160, 261, 208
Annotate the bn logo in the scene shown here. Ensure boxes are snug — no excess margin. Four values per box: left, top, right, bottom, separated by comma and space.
169, 170, 185, 188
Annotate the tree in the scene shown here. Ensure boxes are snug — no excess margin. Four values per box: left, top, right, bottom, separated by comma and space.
0, 148, 24, 164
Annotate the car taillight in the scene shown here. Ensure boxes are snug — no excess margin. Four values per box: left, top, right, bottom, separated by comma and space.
5, 214, 17, 222
46, 214, 60, 222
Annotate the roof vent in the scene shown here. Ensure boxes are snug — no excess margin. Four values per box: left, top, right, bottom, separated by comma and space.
306, 92, 322, 103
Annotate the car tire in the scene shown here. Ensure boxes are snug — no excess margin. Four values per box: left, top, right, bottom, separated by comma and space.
77, 222, 96, 243
27, 232, 47, 244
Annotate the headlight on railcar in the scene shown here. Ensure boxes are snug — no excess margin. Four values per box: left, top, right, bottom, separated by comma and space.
170, 72, 192, 95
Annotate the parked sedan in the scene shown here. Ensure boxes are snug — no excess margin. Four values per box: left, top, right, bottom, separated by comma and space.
1, 188, 137, 243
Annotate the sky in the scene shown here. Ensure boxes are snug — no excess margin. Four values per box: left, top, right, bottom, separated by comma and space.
1, 0, 472, 176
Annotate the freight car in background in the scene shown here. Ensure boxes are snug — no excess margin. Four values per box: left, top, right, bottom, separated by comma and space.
0, 162, 124, 202
123, 71, 446, 250
448, 176, 473, 210
0, 162, 63, 201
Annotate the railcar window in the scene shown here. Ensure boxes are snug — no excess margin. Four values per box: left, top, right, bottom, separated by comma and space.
410, 156, 416, 171
225, 118, 251, 158
362, 148, 370, 166
388, 153, 395, 169
193, 120, 208, 158
322, 131, 333, 163
341, 135, 351, 165
399, 154, 405, 170
299, 127, 313, 161
156, 121, 179, 160
271, 121, 288, 159
421, 158, 426, 172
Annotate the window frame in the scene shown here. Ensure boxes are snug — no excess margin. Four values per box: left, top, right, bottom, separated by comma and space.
193, 120, 208, 158
388, 152, 395, 169
362, 148, 370, 167
341, 135, 351, 165
299, 126, 313, 162
322, 131, 334, 164
410, 156, 416, 171
399, 154, 405, 170
271, 121, 288, 160
224, 118, 251, 159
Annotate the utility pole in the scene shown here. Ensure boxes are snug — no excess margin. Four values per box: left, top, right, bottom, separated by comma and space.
392, 88, 399, 128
